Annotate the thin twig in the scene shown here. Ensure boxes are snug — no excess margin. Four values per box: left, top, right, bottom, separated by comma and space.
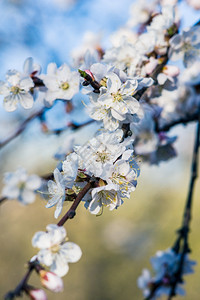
168, 112, 200, 299
4, 264, 34, 300
57, 181, 94, 226
0, 108, 46, 149
0, 196, 7, 204
157, 112, 199, 133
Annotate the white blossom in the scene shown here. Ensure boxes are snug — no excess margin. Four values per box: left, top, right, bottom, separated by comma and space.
88, 73, 142, 130
138, 248, 196, 298
32, 224, 82, 277
103, 159, 138, 198
179, 61, 200, 86
75, 130, 129, 178
2, 167, 41, 205
0, 70, 34, 111
89, 183, 122, 215
169, 26, 200, 67
127, 0, 156, 28
40, 63, 80, 104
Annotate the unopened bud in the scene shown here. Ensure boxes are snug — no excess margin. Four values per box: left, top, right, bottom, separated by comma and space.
28, 288, 48, 300
163, 65, 180, 77
39, 270, 63, 293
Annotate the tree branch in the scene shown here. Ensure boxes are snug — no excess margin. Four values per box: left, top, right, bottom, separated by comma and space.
57, 181, 94, 226
0, 108, 46, 149
168, 110, 200, 299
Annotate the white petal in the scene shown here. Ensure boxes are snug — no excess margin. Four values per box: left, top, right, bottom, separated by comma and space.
23, 57, 33, 75
47, 63, 57, 75
48, 225, 66, 245
90, 63, 107, 82
88, 198, 101, 215
50, 254, 69, 277
2, 185, 19, 199
3, 95, 18, 112
107, 73, 121, 93
26, 175, 41, 190
60, 242, 82, 263
20, 188, 35, 204
20, 77, 34, 90
37, 249, 54, 266
46, 195, 61, 208
32, 232, 52, 249
54, 169, 64, 186
111, 108, 126, 121
125, 97, 140, 114
54, 198, 64, 218
19, 93, 34, 109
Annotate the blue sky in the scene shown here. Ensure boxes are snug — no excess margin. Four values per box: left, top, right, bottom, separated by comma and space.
0, 0, 136, 75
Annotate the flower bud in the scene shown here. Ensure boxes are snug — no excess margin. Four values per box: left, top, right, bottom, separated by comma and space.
39, 270, 63, 292
145, 57, 158, 75
85, 69, 95, 80
29, 288, 48, 300
163, 65, 180, 77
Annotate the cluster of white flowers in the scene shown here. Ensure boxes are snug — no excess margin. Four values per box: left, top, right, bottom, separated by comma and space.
103, 5, 176, 77
138, 248, 196, 298
45, 129, 140, 218
0, 58, 80, 111
1, 0, 200, 298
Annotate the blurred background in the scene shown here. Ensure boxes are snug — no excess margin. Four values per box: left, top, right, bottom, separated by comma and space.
0, 0, 200, 299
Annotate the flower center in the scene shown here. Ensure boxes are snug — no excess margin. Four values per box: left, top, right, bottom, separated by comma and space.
10, 86, 21, 95
50, 244, 60, 254
99, 190, 117, 206
61, 82, 69, 90
182, 42, 192, 52
112, 91, 123, 102
17, 181, 26, 190
96, 150, 109, 163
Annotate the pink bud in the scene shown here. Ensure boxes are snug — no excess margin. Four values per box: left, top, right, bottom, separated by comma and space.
39, 270, 64, 293
85, 70, 95, 80
29, 289, 47, 300
145, 57, 158, 75
163, 65, 180, 77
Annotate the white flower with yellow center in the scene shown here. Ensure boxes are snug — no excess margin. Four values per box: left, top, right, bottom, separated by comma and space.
40, 63, 80, 104
32, 224, 82, 277
75, 130, 127, 178
89, 183, 122, 215
97, 73, 140, 121
0, 70, 34, 111
106, 159, 138, 198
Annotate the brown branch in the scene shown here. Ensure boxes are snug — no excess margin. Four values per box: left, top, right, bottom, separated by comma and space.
0, 196, 7, 204
46, 119, 95, 135
0, 108, 46, 149
57, 181, 94, 226
168, 111, 200, 299
4, 263, 34, 300
157, 111, 199, 132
